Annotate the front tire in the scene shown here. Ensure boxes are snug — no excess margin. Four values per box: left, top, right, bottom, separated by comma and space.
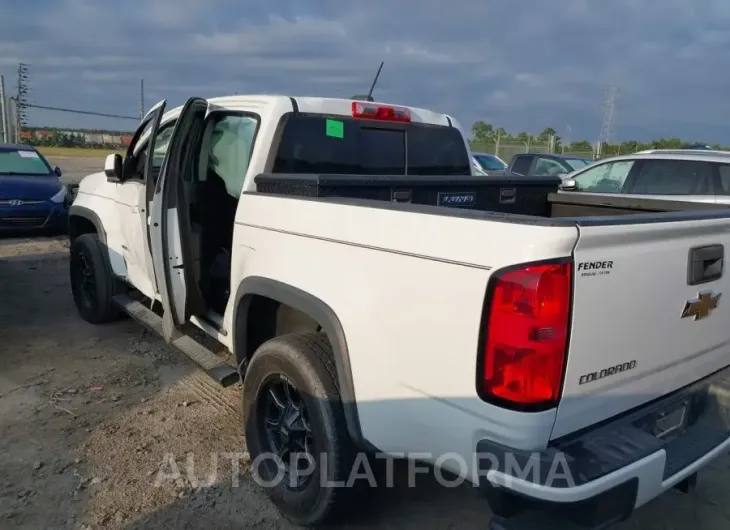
69, 233, 121, 324
242, 332, 361, 526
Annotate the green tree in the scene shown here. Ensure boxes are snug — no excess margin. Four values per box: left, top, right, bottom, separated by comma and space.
538, 127, 557, 142
471, 121, 494, 142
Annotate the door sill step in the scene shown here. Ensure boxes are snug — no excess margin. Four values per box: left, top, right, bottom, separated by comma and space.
113, 294, 239, 387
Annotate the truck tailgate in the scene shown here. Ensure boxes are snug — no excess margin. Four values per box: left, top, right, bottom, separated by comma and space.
552, 216, 730, 439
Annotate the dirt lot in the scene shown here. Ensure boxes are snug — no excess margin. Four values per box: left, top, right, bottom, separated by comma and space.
2, 237, 730, 529
46, 156, 102, 186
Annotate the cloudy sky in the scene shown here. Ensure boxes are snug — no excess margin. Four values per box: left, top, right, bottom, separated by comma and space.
1, 0, 729, 143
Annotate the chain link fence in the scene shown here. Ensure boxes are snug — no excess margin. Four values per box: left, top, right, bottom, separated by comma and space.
470, 140, 596, 162
470, 141, 550, 161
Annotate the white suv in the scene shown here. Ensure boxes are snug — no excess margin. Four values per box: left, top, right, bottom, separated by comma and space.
560, 149, 730, 204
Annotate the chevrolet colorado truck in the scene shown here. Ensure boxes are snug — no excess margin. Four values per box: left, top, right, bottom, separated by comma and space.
68, 95, 730, 530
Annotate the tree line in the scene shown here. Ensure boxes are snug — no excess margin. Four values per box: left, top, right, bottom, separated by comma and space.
471, 121, 724, 156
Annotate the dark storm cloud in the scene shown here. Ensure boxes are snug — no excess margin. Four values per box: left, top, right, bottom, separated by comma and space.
1, 0, 728, 141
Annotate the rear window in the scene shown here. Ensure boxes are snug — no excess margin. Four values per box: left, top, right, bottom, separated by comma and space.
631, 159, 713, 195
272, 114, 470, 176
564, 158, 591, 170
510, 156, 532, 175
717, 164, 730, 194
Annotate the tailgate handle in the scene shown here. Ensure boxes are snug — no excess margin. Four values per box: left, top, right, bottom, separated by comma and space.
688, 244, 724, 285
499, 188, 516, 204
391, 190, 412, 203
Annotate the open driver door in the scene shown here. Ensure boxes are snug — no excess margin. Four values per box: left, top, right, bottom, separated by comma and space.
148, 97, 209, 342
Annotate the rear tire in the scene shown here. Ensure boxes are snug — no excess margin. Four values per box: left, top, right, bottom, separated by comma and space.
242, 332, 362, 526
69, 233, 121, 324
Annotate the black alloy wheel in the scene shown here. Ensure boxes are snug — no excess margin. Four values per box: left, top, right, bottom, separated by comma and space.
258, 374, 315, 490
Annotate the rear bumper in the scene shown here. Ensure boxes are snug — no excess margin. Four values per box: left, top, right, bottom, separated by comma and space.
0, 201, 68, 234
477, 364, 730, 528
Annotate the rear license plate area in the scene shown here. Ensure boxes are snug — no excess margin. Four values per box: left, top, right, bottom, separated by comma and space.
633, 398, 694, 441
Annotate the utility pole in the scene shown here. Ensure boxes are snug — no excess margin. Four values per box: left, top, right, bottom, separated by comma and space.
562, 125, 571, 154
16, 63, 29, 141
0, 75, 7, 142
139, 79, 145, 120
598, 85, 619, 147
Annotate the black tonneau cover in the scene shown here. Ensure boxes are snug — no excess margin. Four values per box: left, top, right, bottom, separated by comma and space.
254, 174, 561, 217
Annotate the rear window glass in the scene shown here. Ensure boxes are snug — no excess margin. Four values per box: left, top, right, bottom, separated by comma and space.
717, 163, 730, 194
272, 114, 470, 176
510, 156, 532, 175
631, 160, 713, 195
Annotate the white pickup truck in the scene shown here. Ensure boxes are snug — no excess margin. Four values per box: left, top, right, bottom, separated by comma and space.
68, 94, 730, 530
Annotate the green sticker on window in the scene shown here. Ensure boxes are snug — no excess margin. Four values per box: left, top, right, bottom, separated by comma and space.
325, 119, 344, 139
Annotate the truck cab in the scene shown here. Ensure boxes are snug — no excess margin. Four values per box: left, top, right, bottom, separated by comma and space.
68, 96, 471, 338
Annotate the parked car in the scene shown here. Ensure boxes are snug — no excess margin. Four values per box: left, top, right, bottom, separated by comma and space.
507, 152, 593, 176
559, 149, 730, 204
69, 95, 730, 530
472, 152, 508, 175
0, 143, 69, 234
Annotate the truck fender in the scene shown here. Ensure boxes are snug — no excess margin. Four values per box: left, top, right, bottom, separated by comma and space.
232, 276, 371, 451
68, 205, 107, 245
68, 205, 127, 278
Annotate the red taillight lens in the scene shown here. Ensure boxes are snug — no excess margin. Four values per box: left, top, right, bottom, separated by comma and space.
482, 261, 572, 408
351, 101, 411, 122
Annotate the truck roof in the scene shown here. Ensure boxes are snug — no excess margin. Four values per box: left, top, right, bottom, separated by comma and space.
159, 95, 454, 128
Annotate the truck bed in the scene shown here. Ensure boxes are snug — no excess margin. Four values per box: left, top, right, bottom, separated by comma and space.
254, 173, 730, 219
548, 191, 730, 217
246, 175, 730, 442
254, 173, 561, 217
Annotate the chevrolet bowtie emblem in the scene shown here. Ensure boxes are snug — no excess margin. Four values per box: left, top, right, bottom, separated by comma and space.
681, 290, 721, 321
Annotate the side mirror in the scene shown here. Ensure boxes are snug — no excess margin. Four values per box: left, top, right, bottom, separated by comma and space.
54, 166, 62, 177
104, 154, 123, 180
559, 178, 577, 191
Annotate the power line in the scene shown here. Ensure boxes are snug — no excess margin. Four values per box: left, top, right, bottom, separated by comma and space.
23, 103, 138, 121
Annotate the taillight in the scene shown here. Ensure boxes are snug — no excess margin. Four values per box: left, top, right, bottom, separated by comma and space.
479, 260, 572, 409
351, 101, 411, 122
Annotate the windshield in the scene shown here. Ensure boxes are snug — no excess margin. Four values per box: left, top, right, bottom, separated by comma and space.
564, 158, 592, 171
0, 147, 53, 176
474, 154, 507, 171
272, 114, 471, 176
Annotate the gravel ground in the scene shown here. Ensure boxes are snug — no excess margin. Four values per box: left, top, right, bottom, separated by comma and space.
46, 156, 102, 186
2, 237, 730, 529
